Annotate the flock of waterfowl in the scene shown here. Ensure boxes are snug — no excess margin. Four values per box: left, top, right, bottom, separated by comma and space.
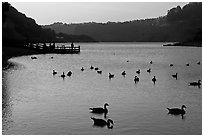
31, 56, 201, 128
51, 59, 201, 88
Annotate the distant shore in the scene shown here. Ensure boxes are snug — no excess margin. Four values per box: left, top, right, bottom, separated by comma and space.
163, 42, 202, 47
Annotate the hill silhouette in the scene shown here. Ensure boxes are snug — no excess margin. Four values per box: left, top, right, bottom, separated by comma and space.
43, 2, 201, 43
2, 2, 96, 47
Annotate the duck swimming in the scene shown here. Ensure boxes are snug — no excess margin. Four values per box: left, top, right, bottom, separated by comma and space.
150, 61, 153, 64
61, 72, 65, 78
90, 65, 94, 70
147, 68, 151, 73
67, 71, 72, 77
169, 64, 173, 67
95, 67, 99, 71
91, 117, 114, 129
134, 76, 139, 83
97, 70, 102, 74
52, 70, 57, 75
122, 71, 126, 76
81, 67, 85, 71
136, 69, 140, 75
189, 80, 201, 87
167, 105, 186, 115
172, 73, 177, 80
90, 103, 109, 114
109, 73, 114, 79
152, 76, 156, 84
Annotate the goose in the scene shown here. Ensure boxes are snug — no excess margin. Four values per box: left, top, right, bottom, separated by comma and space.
122, 71, 126, 76
97, 70, 102, 74
67, 71, 72, 77
169, 64, 173, 67
136, 69, 140, 75
167, 105, 186, 115
150, 61, 153, 64
147, 68, 151, 73
172, 73, 177, 80
152, 76, 156, 84
186, 63, 189, 66
91, 117, 114, 128
81, 67, 85, 71
90, 65, 94, 70
61, 72, 65, 78
134, 76, 139, 83
197, 61, 201, 65
52, 70, 57, 75
90, 103, 109, 114
189, 80, 201, 87
109, 73, 114, 79
95, 67, 99, 71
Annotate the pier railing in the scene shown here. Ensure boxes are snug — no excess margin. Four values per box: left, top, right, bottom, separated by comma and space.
24, 43, 80, 54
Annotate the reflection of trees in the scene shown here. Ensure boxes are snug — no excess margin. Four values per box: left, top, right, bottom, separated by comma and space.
2, 71, 13, 134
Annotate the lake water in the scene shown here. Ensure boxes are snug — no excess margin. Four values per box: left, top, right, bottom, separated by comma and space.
2, 42, 202, 135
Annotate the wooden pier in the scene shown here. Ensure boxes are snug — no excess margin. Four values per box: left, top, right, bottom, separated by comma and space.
24, 43, 80, 54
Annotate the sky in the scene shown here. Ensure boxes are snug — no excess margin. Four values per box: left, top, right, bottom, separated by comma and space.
10, 2, 189, 25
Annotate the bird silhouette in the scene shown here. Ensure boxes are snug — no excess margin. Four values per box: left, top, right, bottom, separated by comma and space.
172, 73, 178, 80
189, 80, 201, 88
67, 71, 72, 77
147, 68, 151, 73
167, 105, 186, 115
134, 76, 139, 83
152, 76, 156, 84
122, 71, 126, 76
90, 103, 109, 114
109, 73, 114, 79
52, 70, 57, 75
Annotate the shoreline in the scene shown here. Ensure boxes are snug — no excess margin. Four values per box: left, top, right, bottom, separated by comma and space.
2, 46, 40, 69
163, 42, 202, 47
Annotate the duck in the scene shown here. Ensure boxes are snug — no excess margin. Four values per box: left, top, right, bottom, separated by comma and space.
134, 76, 139, 83
122, 71, 126, 76
81, 67, 85, 71
172, 73, 178, 80
97, 70, 102, 74
186, 63, 189, 66
150, 61, 153, 64
152, 76, 156, 84
61, 72, 65, 78
147, 68, 151, 73
197, 61, 201, 65
52, 70, 57, 75
91, 117, 114, 128
95, 67, 99, 71
31, 56, 37, 59
167, 105, 186, 115
169, 64, 173, 67
189, 80, 201, 87
136, 69, 140, 75
90, 103, 109, 114
90, 65, 94, 70
67, 71, 72, 77
109, 73, 114, 79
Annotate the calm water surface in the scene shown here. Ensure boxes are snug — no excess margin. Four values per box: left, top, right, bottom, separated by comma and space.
2, 43, 202, 135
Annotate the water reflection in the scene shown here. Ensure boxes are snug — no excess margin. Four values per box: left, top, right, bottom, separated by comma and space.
91, 117, 114, 129
2, 72, 13, 134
